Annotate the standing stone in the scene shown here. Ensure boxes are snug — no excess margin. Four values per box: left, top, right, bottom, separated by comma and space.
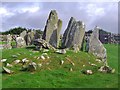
20, 30, 27, 39
3, 34, 12, 49
16, 37, 26, 48
88, 26, 107, 65
42, 10, 62, 48
62, 17, 85, 51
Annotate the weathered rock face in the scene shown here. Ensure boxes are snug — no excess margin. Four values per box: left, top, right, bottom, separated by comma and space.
3, 34, 12, 49
20, 30, 27, 39
16, 37, 26, 48
62, 17, 85, 51
42, 10, 62, 48
88, 26, 107, 65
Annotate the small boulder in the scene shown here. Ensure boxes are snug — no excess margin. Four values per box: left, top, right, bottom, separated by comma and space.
1, 59, 7, 62
3, 67, 13, 74
27, 62, 37, 72
56, 49, 66, 54
98, 66, 113, 73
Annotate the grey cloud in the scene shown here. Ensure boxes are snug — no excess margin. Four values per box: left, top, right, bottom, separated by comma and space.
1, 2, 118, 34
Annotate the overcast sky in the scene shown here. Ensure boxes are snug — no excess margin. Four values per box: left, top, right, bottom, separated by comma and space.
0, 2, 118, 34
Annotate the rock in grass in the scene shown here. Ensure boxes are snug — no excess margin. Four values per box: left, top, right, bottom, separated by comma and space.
98, 66, 113, 73
82, 69, 93, 75
6, 63, 13, 67
14, 60, 21, 64
40, 55, 45, 60
12, 55, 18, 58
56, 49, 66, 54
60, 60, 64, 65
3, 67, 13, 74
27, 62, 37, 72
43, 49, 49, 53
1, 59, 7, 62
38, 63, 42, 67
22, 58, 29, 64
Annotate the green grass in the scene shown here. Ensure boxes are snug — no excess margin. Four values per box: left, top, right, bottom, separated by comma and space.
1, 44, 118, 88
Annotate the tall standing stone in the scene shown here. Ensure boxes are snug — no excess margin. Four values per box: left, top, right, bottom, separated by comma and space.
88, 26, 107, 65
42, 10, 62, 48
62, 17, 85, 51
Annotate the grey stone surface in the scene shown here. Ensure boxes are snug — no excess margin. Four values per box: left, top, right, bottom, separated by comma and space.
62, 17, 85, 51
88, 26, 107, 65
16, 37, 26, 48
42, 10, 62, 48
3, 34, 12, 49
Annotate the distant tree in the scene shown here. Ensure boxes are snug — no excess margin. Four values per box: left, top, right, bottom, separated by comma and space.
1, 27, 43, 35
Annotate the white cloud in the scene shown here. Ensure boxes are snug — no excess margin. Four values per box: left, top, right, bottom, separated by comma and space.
21, 6, 40, 13
86, 4, 105, 16
0, 7, 14, 16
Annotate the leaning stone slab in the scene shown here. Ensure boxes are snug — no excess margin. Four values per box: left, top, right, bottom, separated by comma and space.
88, 26, 107, 65
62, 17, 85, 51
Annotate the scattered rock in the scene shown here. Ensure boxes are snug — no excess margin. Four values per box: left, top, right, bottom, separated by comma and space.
95, 59, 102, 63
70, 68, 73, 71
83, 65, 85, 67
14, 60, 21, 64
82, 70, 93, 75
22, 58, 29, 64
98, 66, 113, 73
43, 49, 49, 53
1, 59, 7, 62
28, 62, 37, 72
60, 60, 64, 65
90, 63, 97, 67
6, 63, 13, 67
56, 49, 66, 54
3, 67, 13, 74
12, 55, 18, 58
40, 55, 45, 60
38, 63, 42, 67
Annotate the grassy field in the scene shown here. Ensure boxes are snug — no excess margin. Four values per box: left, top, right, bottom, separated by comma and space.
1, 44, 118, 88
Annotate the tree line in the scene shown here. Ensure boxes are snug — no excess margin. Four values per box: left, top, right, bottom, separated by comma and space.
0, 27, 43, 35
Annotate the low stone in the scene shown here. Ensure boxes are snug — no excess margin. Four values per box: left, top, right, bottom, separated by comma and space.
1, 59, 7, 62
43, 49, 49, 53
90, 63, 97, 67
3, 67, 13, 74
38, 63, 42, 67
27, 62, 37, 72
60, 60, 64, 65
14, 60, 21, 64
70, 68, 73, 71
6, 63, 13, 67
40, 55, 45, 60
98, 66, 113, 73
22, 58, 29, 64
12, 55, 18, 58
83, 65, 85, 67
86, 70, 93, 75
56, 49, 66, 54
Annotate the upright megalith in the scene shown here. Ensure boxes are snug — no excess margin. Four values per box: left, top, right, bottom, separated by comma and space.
42, 10, 62, 48
88, 26, 107, 65
62, 17, 85, 52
